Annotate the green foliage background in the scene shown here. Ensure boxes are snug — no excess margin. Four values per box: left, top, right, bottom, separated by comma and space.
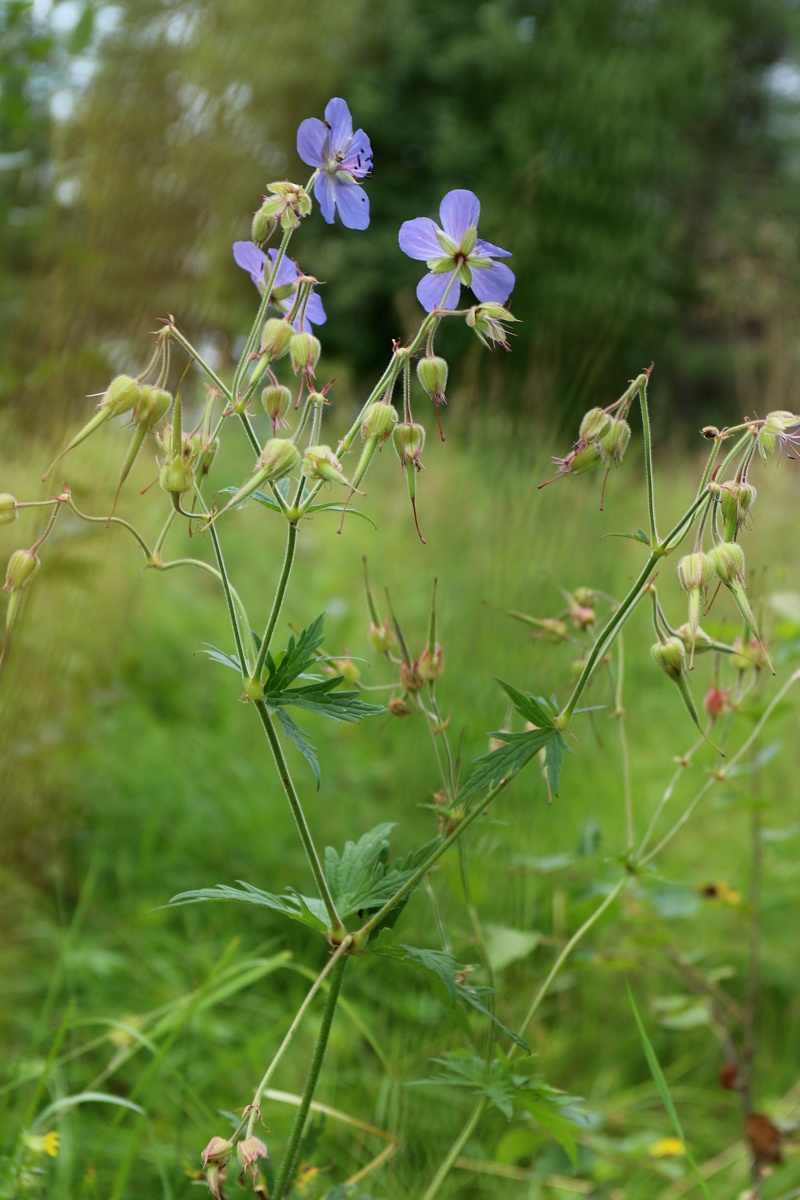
3, 1, 800, 1196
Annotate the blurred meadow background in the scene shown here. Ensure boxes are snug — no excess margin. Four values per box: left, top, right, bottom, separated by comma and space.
3, 1, 800, 1196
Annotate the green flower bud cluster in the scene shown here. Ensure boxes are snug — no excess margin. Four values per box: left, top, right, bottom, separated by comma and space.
251, 181, 312, 245
465, 302, 518, 350
718, 479, 757, 540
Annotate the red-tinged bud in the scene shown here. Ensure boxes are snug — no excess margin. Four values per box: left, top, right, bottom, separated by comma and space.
4, 548, 40, 593
417, 644, 444, 682
400, 659, 424, 692
261, 384, 292, 432
362, 402, 398, 444
289, 332, 321, 376
331, 657, 360, 685
134, 385, 172, 430
537, 617, 569, 642
260, 318, 293, 362
568, 604, 595, 631
100, 374, 142, 417
651, 637, 686, 680
202, 1137, 233, 1168
0, 494, 18, 525
302, 444, 349, 486
598, 417, 631, 464
368, 619, 394, 654
387, 697, 410, 717
392, 422, 425, 467
416, 356, 448, 404
579, 407, 611, 443
704, 687, 731, 718
236, 1135, 268, 1180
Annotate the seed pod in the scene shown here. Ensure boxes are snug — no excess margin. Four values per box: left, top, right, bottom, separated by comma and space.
392, 422, 425, 468
289, 332, 321, 376
417, 644, 444, 682
598, 417, 631, 465
362, 402, 398, 444
302, 444, 349, 486
0, 494, 18, 525
416, 356, 448, 403
261, 384, 292, 432
579, 407, 611, 443
368, 619, 394, 654
260, 318, 293, 363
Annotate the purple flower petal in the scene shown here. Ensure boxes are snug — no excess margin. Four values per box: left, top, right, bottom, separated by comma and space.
399, 217, 442, 261
470, 261, 515, 305
417, 270, 461, 313
334, 177, 370, 230
439, 190, 480, 242
313, 172, 336, 224
297, 117, 327, 168
304, 293, 327, 328
324, 97, 353, 148
475, 237, 512, 258
233, 240, 266, 287
267, 250, 299, 288
342, 128, 372, 179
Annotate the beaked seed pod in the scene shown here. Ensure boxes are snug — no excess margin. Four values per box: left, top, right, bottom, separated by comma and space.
392, 422, 426, 467
134, 385, 173, 430
261, 384, 292, 430
368, 619, 395, 654
599, 417, 631, 464
159, 454, 194, 497
708, 541, 745, 584
417, 644, 445, 682
651, 637, 686, 681
302, 445, 349, 486
100, 374, 142, 416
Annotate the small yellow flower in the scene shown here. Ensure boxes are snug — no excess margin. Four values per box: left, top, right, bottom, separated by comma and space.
649, 1137, 685, 1158
23, 1130, 60, 1157
696, 880, 742, 906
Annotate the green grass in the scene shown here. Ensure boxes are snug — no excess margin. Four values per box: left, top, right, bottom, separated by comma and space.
1, 408, 800, 1198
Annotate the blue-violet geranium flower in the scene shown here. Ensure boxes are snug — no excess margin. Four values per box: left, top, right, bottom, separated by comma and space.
233, 241, 326, 333
296, 97, 372, 230
398, 190, 514, 313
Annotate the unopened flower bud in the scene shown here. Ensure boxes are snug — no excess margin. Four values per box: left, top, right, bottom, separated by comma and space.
236, 1135, 268, 1178
677, 551, 715, 593
719, 480, 757, 539
252, 202, 279, 247
368, 619, 394, 654
387, 697, 410, 717
260, 318, 293, 362
267, 180, 312, 231
0, 494, 18, 525
302, 444, 349, 486
159, 454, 194, 497
400, 659, 424, 692
100, 374, 142, 417
258, 437, 301, 480
334, 657, 360, 685
393, 422, 426, 467
651, 637, 686, 681
261, 384, 292, 431
416, 356, 448, 403
572, 587, 596, 607
570, 442, 603, 476
362, 402, 398, 444
704, 687, 730, 719
4, 547, 40, 593
134, 385, 172, 430
708, 541, 745, 584
202, 1137, 233, 1168
417, 644, 444, 682
579, 407, 611, 443
599, 417, 631, 464
289, 332, 321, 376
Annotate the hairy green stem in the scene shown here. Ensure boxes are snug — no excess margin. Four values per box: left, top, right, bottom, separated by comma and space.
271, 953, 349, 1198
207, 522, 250, 675
253, 701, 344, 936
245, 938, 352, 1141
638, 378, 659, 545
232, 226, 294, 404
251, 521, 298, 682
419, 1097, 486, 1200
166, 325, 232, 401
67, 499, 152, 560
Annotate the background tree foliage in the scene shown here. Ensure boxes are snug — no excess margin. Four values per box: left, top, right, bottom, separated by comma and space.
4, 0, 800, 427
